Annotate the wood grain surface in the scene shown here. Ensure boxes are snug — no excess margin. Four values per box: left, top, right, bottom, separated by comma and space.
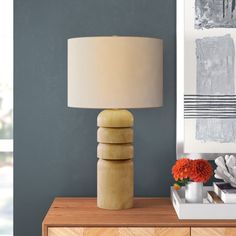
192, 227, 236, 236
48, 227, 190, 236
43, 198, 236, 228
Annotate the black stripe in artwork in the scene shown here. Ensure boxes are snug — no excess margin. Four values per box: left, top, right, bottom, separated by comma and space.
184, 111, 236, 116
185, 115, 236, 116
184, 101, 236, 103
184, 94, 236, 119
184, 114, 236, 117
184, 98, 236, 101
184, 112, 236, 118
184, 117, 236, 119
223, 0, 225, 18
185, 115, 236, 117
184, 115, 236, 117
184, 96, 236, 98
184, 108, 236, 110
184, 94, 236, 97
232, 0, 236, 18
185, 114, 236, 116
185, 96, 236, 97
184, 105, 236, 107
185, 110, 236, 112
185, 100, 236, 102
185, 105, 236, 108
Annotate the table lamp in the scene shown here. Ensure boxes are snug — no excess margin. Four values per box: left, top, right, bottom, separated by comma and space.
67, 36, 163, 210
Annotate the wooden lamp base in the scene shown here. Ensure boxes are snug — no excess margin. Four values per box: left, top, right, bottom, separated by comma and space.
97, 109, 134, 210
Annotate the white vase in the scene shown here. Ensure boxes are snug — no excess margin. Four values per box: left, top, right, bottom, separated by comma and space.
185, 182, 203, 203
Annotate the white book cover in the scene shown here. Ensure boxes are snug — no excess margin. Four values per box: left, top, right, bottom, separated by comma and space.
213, 182, 236, 203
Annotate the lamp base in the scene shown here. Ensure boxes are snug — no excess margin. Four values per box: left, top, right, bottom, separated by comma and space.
97, 109, 134, 210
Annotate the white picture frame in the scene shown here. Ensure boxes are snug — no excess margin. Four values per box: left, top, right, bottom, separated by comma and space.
176, 0, 236, 160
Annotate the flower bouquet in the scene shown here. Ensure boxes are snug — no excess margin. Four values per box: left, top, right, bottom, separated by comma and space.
172, 158, 213, 203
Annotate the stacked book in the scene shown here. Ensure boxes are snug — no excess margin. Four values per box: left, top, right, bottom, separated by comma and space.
207, 182, 236, 204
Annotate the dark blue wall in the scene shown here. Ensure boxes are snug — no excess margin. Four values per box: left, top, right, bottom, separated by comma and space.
14, 0, 176, 235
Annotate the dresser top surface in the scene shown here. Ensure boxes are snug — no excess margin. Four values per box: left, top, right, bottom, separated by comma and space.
42, 197, 236, 227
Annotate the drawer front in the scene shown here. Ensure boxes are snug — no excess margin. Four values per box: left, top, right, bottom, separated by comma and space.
48, 227, 190, 236
192, 228, 236, 236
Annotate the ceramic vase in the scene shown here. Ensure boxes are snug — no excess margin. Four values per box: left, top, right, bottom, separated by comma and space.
185, 182, 203, 203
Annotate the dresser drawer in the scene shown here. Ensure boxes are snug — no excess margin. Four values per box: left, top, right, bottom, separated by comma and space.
192, 228, 236, 236
48, 227, 190, 236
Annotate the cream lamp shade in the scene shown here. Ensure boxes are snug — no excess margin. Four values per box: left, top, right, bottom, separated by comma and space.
67, 36, 163, 108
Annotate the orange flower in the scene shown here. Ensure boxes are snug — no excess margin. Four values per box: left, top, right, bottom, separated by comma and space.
173, 183, 181, 190
190, 159, 213, 183
172, 158, 192, 181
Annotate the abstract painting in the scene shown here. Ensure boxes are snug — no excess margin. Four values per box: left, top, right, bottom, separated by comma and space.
177, 0, 236, 159
195, 0, 236, 29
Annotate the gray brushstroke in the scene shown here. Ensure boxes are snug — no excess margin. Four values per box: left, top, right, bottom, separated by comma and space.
195, 0, 236, 29
195, 35, 236, 143
196, 119, 236, 142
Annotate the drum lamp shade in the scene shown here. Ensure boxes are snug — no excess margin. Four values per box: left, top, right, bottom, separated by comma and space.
67, 36, 163, 109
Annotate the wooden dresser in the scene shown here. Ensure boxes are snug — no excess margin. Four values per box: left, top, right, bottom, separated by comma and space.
42, 198, 236, 236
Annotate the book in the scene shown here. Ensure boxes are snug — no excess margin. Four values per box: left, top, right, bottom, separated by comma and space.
207, 191, 223, 204
213, 182, 236, 203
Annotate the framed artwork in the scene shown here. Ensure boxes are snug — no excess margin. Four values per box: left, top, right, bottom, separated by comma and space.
177, 0, 236, 159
